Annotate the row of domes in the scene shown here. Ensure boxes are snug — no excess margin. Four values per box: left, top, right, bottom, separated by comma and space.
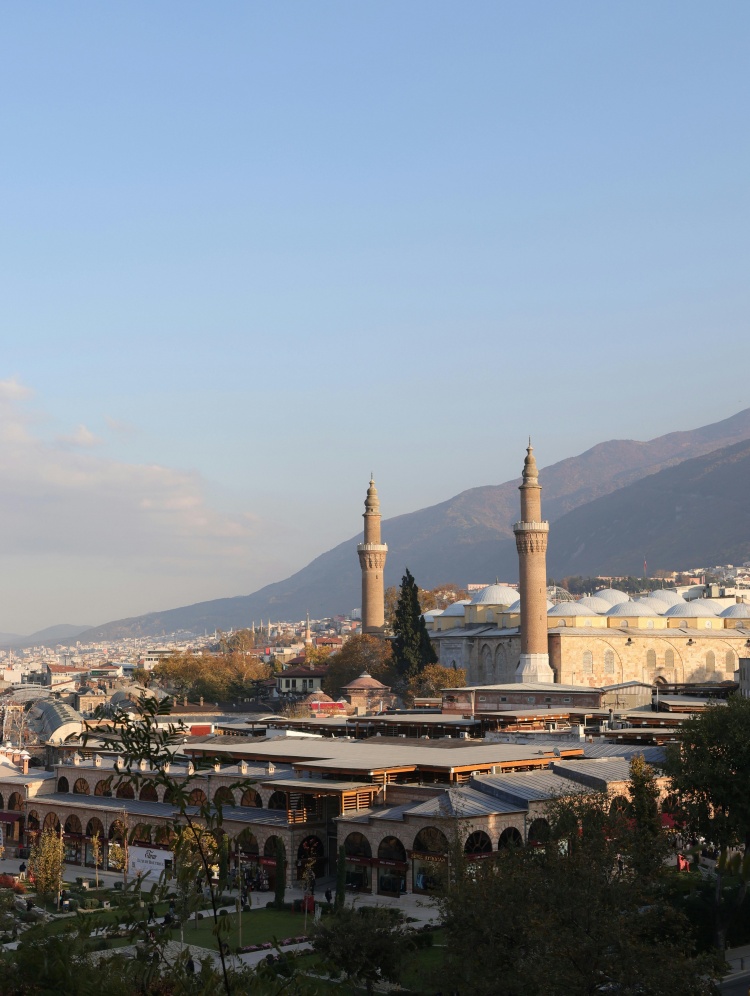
425, 584, 750, 620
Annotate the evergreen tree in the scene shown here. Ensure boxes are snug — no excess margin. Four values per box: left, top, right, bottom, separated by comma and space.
392, 569, 437, 679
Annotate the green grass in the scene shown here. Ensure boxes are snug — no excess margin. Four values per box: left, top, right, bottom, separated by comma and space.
180, 907, 311, 952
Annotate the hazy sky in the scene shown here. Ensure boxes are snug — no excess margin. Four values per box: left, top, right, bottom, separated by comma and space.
2, 3, 749, 634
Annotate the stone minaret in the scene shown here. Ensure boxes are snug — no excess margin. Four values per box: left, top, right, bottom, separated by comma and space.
304, 612, 313, 647
357, 477, 388, 635
513, 442, 554, 683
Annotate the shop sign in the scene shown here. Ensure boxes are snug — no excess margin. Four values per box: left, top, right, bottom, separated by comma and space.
260, 856, 276, 867
129, 846, 173, 880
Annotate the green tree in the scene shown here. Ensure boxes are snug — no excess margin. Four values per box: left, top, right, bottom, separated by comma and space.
665, 695, 750, 950
273, 837, 287, 908
627, 753, 669, 879
335, 844, 346, 911
322, 634, 395, 697
28, 826, 64, 906
392, 568, 437, 680
311, 905, 415, 996
435, 791, 718, 996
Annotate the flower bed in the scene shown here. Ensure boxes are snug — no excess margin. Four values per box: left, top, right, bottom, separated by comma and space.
237, 934, 308, 954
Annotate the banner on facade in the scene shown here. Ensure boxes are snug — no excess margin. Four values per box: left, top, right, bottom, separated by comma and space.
129, 846, 173, 880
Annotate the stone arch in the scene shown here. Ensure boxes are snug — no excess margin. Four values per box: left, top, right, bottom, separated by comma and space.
413, 826, 449, 855
155, 825, 177, 846
582, 651, 593, 675
73, 777, 90, 795
464, 830, 492, 855
130, 823, 152, 844
241, 788, 262, 808
8, 792, 23, 812
609, 795, 632, 818
27, 811, 40, 831
43, 812, 60, 832
0, 793, 4, 811
604, 649, 615, 676
264, 835, 285, 858
344, 831, 371, 858
109, 820, 126, 842
214, 786, 235, 807
267, 791, 287, 810
665, 647, 675, 669
706, 650, 716, 674
237, 828, 259, 855
481, 644, 494, 683
139, 783, 158, 802
57, 776, 70, 793
188, 787, 207, 806
94, 779, 112, 797
725, 649, 736, 674
527, 818, 550, 846
498, 826, 523, 849
378, 835, 406, 862
297, 834, 325, 877
64, 814, 82, 835
115, 782, 135, 799
86, 817, 104, 838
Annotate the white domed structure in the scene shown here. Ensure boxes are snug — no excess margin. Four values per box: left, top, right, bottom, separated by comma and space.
719, 603, 750, 618
649, 589, 684, 606
634, 597, 669, 614
470, 584, 519, 606
441, 599, 471, 617
664, 600, 718, 618
607, 601, 659, 617
507, 599, 521, 612
548, 602, 596, 617
576, 595, 613, 613
422, 609, 444, 621
593, 588, 630, 606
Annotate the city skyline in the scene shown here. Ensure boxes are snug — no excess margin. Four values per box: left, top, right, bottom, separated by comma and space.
2, 3, 749, 631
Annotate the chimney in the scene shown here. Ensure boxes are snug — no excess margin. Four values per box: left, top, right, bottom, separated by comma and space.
20, 752, 29, 775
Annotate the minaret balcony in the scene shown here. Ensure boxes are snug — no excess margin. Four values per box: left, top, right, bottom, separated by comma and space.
512, 520, 549, 533
357, 542, 388, 552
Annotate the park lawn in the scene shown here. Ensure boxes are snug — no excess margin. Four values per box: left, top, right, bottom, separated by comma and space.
176, 907, 312, 952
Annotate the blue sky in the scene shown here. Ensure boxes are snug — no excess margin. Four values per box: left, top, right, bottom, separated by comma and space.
1, 2, 749, 632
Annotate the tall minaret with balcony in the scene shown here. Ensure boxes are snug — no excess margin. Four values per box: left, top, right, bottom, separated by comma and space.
513, 442, 555, 683
357, 477, 388, 635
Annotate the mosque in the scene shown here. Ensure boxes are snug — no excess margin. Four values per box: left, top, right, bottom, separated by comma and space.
359, 447, 750, 689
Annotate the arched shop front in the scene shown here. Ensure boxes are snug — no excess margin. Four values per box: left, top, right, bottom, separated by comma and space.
376, 836, 407, 897
411, 827, 449, 895
342, 832, 372, 892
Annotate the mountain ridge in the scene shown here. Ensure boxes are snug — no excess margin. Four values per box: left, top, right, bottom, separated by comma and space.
72, 407, 750, 642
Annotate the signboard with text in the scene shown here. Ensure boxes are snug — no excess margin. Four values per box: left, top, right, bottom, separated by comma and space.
129, 846, 173, 881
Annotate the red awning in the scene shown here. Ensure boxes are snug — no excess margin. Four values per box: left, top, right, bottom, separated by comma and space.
0, 813, 22, 823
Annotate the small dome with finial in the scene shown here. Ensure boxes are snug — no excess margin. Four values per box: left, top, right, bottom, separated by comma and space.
364, 476, 380, 514
522, 440, 539, 485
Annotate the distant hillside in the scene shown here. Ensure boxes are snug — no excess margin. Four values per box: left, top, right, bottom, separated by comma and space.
546, 438, 750, 576
77, 407, 750, 641
0, 623, 93, 650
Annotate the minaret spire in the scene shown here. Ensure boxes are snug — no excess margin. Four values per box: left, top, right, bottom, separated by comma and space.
357, 475, 388, 635
513, 440, 553, 683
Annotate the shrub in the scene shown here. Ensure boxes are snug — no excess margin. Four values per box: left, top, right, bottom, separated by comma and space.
12, 882, 26, 895
0, 875, 17, 890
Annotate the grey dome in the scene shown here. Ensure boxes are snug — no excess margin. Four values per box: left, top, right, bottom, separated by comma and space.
548, 602, 596, 617
507, 600, 521, 612
634, 597, 669, 614
664, 601, 718, 618
470, 584, 519, 606
593, 588, 630, 606
606, 601, 659, 617
719, 603, 750, 618
649, 589, 684, 606
441, 600, 471, 617
576, 596, 613, 613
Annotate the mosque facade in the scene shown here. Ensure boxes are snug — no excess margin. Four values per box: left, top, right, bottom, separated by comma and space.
426, 444, 750, 687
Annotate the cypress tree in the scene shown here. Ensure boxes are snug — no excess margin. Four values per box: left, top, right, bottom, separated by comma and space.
392, 568, 438, 679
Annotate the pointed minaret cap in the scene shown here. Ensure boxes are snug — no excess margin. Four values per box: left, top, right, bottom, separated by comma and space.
522, 439, 539, 485
364, 476, 380, 513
